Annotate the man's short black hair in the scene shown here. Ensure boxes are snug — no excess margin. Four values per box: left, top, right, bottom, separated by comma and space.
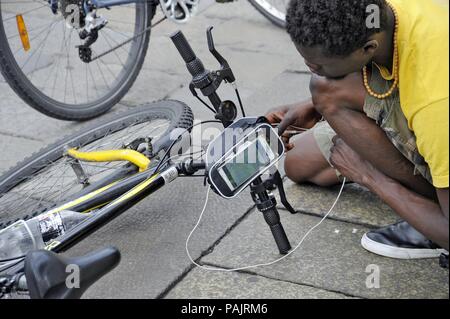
286, 0, 388, 57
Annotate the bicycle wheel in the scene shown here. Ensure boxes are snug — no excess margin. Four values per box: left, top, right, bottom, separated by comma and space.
0, 1, 155, 121
0, 100, 193, 235
249, 0, 289, 28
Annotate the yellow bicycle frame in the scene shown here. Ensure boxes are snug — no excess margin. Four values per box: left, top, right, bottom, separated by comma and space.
40, 149, 168, 251
40, 148, 153, 216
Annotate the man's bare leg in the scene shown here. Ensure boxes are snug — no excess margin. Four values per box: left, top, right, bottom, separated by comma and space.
285, 131, 340, 187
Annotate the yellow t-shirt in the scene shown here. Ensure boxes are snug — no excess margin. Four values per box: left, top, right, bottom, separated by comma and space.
379, 0, 449, 188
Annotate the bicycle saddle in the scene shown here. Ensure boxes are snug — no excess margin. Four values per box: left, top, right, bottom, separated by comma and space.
24, 247, 121, 299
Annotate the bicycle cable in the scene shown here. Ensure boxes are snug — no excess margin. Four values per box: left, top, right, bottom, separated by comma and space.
153, 120, 222, 175
186, 177, 347, 272
90, 15, 167, 62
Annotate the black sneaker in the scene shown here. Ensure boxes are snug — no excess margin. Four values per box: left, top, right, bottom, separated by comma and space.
439, 253, 449, 269
361, 221, 448, 259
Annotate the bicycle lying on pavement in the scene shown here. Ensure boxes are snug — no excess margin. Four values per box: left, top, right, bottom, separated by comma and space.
0, 27, 299, 299
0, 0, 289, 121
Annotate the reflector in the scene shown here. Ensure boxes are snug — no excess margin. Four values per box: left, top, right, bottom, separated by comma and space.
16, 15, 30, 52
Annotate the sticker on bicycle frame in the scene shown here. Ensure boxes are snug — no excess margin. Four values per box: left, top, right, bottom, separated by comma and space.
45, 241, 61, 251
38, 212, 65, 243
161, 167, 178, 184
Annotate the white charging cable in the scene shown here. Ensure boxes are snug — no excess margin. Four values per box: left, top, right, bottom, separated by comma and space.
186, 177, 347, 272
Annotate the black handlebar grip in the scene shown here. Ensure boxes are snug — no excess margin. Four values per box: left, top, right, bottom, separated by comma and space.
170, 30, 209, 84
170, 31, 197, 63
263, 208, 292, 255
269, 223, 291, 255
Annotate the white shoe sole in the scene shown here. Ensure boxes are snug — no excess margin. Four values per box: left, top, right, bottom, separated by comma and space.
361, 233, 447, 260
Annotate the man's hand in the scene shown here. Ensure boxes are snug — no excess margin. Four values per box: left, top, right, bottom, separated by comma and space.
329, 136, 381, 185
265, 104, 291, 126
265, 99, 321, 151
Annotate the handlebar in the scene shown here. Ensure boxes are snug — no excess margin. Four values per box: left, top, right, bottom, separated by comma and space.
170, 31, 197, 63
251, 178, 292, 255
170, 31, 210, 82
262, 208, 292, 254
170, 30, 231, 125
0, 247, 120, 299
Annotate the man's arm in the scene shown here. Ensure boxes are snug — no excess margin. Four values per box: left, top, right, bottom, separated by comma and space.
329, 137, 449, 250
310, 73, 437, 200
366, 176, 449, 251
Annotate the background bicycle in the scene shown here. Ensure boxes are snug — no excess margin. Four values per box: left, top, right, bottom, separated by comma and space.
0, 0, 289, 121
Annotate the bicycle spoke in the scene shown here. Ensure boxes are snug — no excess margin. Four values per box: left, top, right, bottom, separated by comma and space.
102, 30, 127, 66
2, 4, 49, 22
93, 52, 112, 91
7, 20, 55, 40
28, 20, 59, 81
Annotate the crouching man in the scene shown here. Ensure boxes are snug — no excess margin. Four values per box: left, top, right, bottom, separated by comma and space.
266, 0, 449, 266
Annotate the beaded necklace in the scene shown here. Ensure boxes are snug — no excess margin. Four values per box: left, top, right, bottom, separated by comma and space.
363, 2, 399, 99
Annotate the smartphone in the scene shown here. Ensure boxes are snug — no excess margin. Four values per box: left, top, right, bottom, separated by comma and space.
217, 136, 276, 192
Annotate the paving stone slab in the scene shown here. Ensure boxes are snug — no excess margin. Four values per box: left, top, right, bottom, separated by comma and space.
152, 2, 305, 111
278, 179, 399, 228
168, 69, 312, 128
0, 134, 46, 174
201, 210, 449, 299
64, 179, 256, 299
166, 268, 356, 299
134, 0, 299, 93
119, 68, 189, 106
0, 82, 131, 143
243, 71, 312, 116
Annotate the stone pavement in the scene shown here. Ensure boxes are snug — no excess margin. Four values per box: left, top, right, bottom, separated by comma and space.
0, 1, 448, 299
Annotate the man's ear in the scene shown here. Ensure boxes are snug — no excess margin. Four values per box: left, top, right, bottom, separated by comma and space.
362, 39, 379, 56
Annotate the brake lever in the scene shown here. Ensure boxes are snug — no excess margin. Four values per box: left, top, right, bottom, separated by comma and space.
207, 26, 236, 84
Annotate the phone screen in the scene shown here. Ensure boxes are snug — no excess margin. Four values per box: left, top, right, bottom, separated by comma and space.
218, 137, 275, 190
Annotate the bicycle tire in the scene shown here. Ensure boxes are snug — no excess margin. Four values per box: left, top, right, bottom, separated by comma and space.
0, 100, 193, 230
0, 2, 156, 121
249, 0, 287, 28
